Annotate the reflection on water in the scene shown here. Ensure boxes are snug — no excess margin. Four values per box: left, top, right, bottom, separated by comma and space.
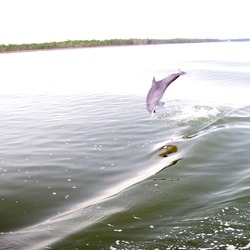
0, 42, 250, 249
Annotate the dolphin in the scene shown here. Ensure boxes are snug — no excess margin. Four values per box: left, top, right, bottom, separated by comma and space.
146, 70, 186, 115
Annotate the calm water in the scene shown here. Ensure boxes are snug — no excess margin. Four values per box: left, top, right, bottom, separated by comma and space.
0, 42, 250, 250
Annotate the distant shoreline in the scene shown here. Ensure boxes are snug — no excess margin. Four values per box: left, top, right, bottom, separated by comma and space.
0, 38, 225, 53
1, 38, 249, 54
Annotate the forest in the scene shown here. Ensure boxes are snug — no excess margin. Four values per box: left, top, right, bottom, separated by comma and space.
0, 38, 222, 53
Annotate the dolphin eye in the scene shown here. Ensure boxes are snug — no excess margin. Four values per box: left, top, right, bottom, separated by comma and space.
154, 110, 156, 113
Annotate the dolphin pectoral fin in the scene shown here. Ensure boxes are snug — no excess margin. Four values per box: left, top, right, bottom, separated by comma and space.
157, 101, 165, 106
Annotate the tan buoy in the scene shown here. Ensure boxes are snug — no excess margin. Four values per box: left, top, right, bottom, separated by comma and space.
157, 144, 177, 157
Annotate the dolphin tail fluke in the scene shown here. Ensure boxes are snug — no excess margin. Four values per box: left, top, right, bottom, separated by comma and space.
178, 69, 186, 75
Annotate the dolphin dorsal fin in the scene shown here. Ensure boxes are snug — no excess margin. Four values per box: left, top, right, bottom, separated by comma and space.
152, 77, 157, 86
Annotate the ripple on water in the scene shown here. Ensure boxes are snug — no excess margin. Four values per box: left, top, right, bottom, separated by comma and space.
1, 95, 250, 250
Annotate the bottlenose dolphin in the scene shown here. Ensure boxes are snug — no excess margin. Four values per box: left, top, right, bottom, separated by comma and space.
146, 70, 186, 115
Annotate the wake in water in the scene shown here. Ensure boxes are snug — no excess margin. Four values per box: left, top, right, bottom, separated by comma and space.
150, 103, 239, 176
0, 102, 243, 250
156, 102, 238, 138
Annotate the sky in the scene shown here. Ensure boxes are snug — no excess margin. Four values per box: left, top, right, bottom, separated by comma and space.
0, 0, 249, 45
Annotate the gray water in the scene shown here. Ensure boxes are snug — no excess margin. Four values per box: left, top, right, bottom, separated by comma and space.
0, 42, 250, 250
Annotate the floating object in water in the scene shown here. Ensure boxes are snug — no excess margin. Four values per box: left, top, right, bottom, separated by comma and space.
146, 70, 186, 115
157, 144, 178, 157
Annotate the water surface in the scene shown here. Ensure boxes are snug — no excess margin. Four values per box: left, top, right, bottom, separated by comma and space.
0, 42, 250, 249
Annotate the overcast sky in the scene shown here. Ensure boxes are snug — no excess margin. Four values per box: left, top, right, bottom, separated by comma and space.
1, 0, 249, 44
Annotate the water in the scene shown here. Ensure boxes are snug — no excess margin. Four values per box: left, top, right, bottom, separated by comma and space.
0, 42, 250, 250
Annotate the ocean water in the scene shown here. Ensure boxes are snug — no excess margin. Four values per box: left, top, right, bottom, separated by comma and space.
0, 42, 250, 250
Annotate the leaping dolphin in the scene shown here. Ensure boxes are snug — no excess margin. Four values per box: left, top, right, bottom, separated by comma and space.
146, 70, 186, 115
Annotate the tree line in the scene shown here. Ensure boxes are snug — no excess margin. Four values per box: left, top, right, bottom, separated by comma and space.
0, 38, 221, 53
